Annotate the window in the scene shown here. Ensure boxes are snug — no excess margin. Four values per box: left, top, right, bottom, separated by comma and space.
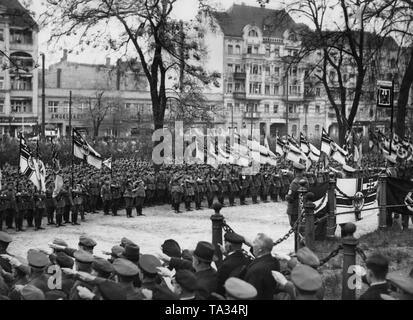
274, 48, 280, 57
253, 46, 259, 54
0, 29, 3, 42
292, 125, 297, 137
235, 103, 240, 112
0, 99, 4, 113
290, 67, 297, 77
11, 99, 32, 113
246, 103, 258, 113
0, 76, 3, 89
11, 77, 32, 90
247, 46, 252, 54
315, 105, 320, 113
248, 30, 258, 37
265, 66, 270, 76
251, 64, 261, 75
10, 28, 33, 45
303, 125, 308, 135
235, 45, 241, 55
273, 85, 279, 95
316, 88, 321, 97
227, 83, 233, 93
264, 104, 270, 113
304, 104, 309, 114
315, 125, 320, 136
289, 33, 297, 41
48, 101, 59, 113
289, 85, 301, 95
265, 85, 270, 95
235, 64, 242, 73
274, 67, 280, 77
249, 82, 261, 94
273, 105, 279, 113
266, 46, 270, 57
227, 64, 233, 73
227, 103, 233, 110
228, 44, 233, 55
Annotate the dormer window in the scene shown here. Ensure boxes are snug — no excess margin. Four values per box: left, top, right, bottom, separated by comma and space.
248, 29, 259, 37
288, 33, 297, 41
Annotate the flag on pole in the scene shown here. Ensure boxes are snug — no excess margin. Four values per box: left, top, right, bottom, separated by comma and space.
300, 133, 320, 162
73, 129, 103, 169
103, 157, 112, 170
50, 137, 60, 173
19, 136, 45, 191
321, 128, 348, 165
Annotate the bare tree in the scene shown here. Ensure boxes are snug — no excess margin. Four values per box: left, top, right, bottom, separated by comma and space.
41, 0, 221, 135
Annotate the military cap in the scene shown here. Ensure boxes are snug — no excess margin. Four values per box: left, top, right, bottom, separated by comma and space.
112, 258, 139, 277
161, 239, 181, 258
27, 249, 49, 268
296, 247, 320, 268
98, 280, 127, 300
21, 285, 45, 300
175, 270, 198, 292
79, 235, 97, 248
53, 238, 68, 247
111, 245, 125, 258
386, 271, 413, 295
92, 257, 114, 274
120, 237, 136, 247
224, 232, 244, 244
73, 250, 94, 264
0, 231, 12, 243
138, 254, 162, 275
224, 277, 257, 299
291, 265, 323, 292
55, 252, 74, 269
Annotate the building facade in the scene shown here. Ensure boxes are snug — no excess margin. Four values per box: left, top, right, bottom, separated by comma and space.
0, 0, 39, 137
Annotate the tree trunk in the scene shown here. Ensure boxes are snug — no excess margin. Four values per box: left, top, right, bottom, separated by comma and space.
396, 47, 413, 138
338, 123, 347, 147
93, 124, 100, 138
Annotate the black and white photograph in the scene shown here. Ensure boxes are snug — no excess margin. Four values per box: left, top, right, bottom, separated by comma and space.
0, 0, 413, 307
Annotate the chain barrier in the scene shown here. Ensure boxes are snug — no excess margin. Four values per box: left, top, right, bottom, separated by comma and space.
319, 245, 343, 266
273, 211, 305, 247
314, 214, 328, 226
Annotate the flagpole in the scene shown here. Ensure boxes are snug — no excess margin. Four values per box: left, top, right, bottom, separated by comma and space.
71, 128, 74, 189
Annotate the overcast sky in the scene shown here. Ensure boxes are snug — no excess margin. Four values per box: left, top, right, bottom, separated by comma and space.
29, 0, 288, 67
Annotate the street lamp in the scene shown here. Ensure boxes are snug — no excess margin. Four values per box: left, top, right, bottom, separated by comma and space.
40, 53, 46, 140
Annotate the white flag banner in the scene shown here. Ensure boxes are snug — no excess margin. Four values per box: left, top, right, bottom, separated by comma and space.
73, 129, 103, 169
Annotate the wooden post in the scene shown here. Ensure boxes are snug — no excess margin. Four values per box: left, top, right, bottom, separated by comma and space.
211, 202, 224, 267
296, 179, 308, 251
304, 192, 316, 251
327, 172, 337, 240
378, 173, 387, 230
341, 223, 358, 300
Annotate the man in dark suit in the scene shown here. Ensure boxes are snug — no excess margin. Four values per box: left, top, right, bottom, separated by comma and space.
216, 232, 252, 295
243, 233, 280, 300
359, 253, 390, 300
191, 241, 218, 299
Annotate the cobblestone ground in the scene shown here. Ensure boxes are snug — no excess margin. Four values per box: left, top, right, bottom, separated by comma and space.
7, 199, 380, 259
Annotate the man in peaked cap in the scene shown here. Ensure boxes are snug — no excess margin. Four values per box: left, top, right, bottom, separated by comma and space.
286, 162, 309, 228
20, 284, 45, 300
216, 232, 252, 295
112, 258, 144, 300
0, 231, 13, 273
120, 237, 136, 248
384, 270, 413, 300
107, 245, 125, 263
120, 243, 140, 265
359, 253, 390, 300
296, 247, 320, 268
97, 280, 127, 300
290, 264, 323, 300
26, 249, 52, 293
224, 277, 257, 300
91, 257, 114, 280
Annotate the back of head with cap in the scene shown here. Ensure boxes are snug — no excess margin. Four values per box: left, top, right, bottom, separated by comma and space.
366, 253, 389, 281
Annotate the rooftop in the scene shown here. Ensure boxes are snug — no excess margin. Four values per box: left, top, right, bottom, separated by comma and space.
0, 0, 37, 29
212, 3, 304, 38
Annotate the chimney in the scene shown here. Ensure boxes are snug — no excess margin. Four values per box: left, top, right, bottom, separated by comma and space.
106, 57, 111, 66
62, 49, 68, 62
57, 68, 62, 88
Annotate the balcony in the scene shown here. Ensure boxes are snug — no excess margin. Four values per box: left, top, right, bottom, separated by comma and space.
233, 92, 246, 100
244, 112, 261, 119
288, 113, 300, 120
233, 72, 246, 80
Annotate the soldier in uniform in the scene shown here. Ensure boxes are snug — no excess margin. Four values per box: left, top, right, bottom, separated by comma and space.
145, 173, 156, 206
183, 177, 195, 211
170, 176, 183, 214
286, 163, 309, 228
194, 178, 204, 210
54, 184, 67, 227
239, 175, 249, 205
88, 176, 100, 214
15, 183, 27, 232
261, 173, 270, 203
221, 176, 230, 206
33, 189, 46, 231
101, 178, 112, 216
205, 176, 215, 209
3, 182, 17, 230
249, 175, 259, 204
156, 171, 167, 205
45, 182, 55, 225
111, 178, 122, 216
72, 183, 84, 225
123, 180, 134, 218
62, 179, 73, 224
134, 179, 146, 217
26, 183, 35, 228
228, 176, 239, 206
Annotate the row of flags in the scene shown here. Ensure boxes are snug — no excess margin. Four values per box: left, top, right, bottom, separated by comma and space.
369, 130, 413, 163
19, 136, 47, 192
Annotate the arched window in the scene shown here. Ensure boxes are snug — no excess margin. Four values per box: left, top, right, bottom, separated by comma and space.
10, 52, 33, 71
235, 45, 241, 55
248, 29, 258, 37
